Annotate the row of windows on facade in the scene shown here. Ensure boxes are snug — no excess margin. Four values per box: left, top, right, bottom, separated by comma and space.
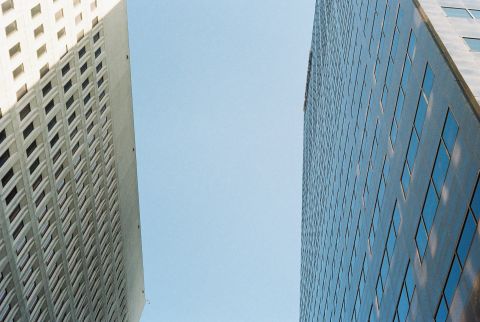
0, 106, 114, 238
342, 6, 407, 319
7, 30, 103, 104
1, 0, 98, 16
302, 1, 404, 318
441, 6, 480, 52
0, 182, 125, 316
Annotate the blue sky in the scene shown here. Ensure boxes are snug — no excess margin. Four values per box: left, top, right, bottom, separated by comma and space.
126, 1, 314, 321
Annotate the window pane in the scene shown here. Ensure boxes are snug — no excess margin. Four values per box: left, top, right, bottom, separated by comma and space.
415, 95, 428, 135
393, 205, 401, 234
382, 85, 388, 109
377, 279, 383, 304
442, 111, 458, 154
402, 164, 410, 194
456, 211, 476, 266
373, 205, 380, 231
464, 38, 480, 52
407, 132, 419, 168
444, 257, 461, 306
391, 123, 398, 146
472, 179, 480, 220
395, 89, 405, 121
443, 7, 472, 18
423, 182, 439, 232
433, 143, 450, 193
422, 65, 434, 97
392, 28, 399, 58
387, 227, 396, 259
435, 297, 448, 322
406, 264, 415, 300
470, 9, 480, 19
408, 32, 416, 57
397, 286, 409, 322
381, 254, 390, 282
401, 57, 411, 88
378, 179, 386, 206
416, 222, 428, 258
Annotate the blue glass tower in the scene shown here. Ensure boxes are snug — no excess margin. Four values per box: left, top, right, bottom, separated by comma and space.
301, 0, 480, 321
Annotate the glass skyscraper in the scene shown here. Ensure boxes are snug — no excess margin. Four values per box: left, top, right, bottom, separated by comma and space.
301, 0, 480, 321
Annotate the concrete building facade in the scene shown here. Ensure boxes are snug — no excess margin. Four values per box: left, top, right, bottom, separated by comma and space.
0, 0, 144, 321
301, 0, 480, 321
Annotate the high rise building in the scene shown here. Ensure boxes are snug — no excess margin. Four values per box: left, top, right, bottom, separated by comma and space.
301, 0, 480, 321
0, 0, 144, 321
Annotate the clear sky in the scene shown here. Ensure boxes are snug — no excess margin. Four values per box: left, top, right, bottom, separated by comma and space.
126, 1, 314, 321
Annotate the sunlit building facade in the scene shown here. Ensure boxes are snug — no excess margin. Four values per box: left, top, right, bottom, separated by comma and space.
0, 0, 144, 321
301, 0, 480, 321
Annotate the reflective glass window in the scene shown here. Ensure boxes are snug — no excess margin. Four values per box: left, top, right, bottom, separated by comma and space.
396, 90, 405, 120
435, 298, 448, 322
407, 133, 419, 167
416, 223, 428, 258
406, 265, 415, 300
442, 111, 458, 154
402, 164, 410, 194
415, 95, 428, 135
393, 205, 401, 233
397, 287, 409, 321
444, 257, 461, 305
442, 7, 472, 18
464, 38, 480, 52
422, 65, 434, 97
470, 9, 480, 19
456, 212, 476, 266
472, 179, 480, 219
433, 143, 449, 192
408, 32, 416, 57
422, 182, 439, 232
387, 227, 396, 259
401, 58, 411, 88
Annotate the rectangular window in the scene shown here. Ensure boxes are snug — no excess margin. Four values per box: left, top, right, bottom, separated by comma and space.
9, 43, 20, 58
54, 9, 63, 21
57, 27, 66, 40
61, 63, 70, 76
44, 99, 54, 114
36, 44, 46, 58
0, 150, 10, 167
42, 82, 52, 97
394, 261, 415, 322
442, 7, 472, 18
50, 134, 59, 148
29, 158, 39, 174
23, 122, 34, 139
33, 24, 43, 38
1, 168, 13, 186
464, 38, 480, 52
26, 140, 37, 157
47, 117, 57, 131
79, 46, 86, 59
1, 0, 14, 14
5, 186, 17, 205
19, 104, 31, 121
5, 20, 17, 36
64, 79, 72, 93
470, 10, 480, 19
31, 4, 41, 17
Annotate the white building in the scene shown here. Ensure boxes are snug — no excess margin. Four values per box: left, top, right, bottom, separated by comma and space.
0, 0, 145, 321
